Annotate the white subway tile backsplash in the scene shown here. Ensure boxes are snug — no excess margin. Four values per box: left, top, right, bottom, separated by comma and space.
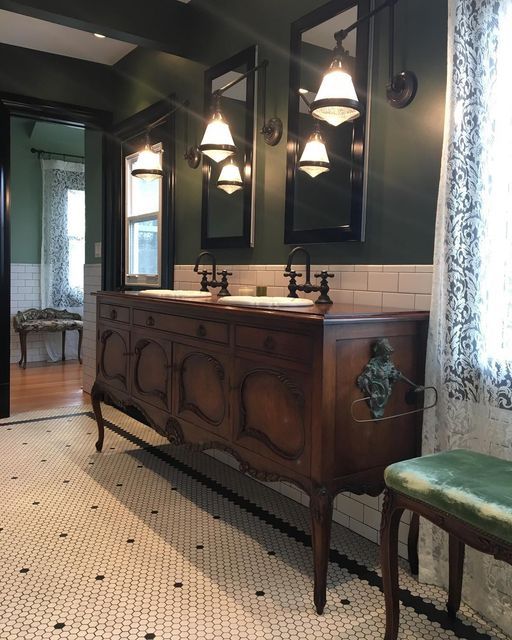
382, 264, 416, 272
398, 272, 433, 295
354, 291, 383, 307
382, 292, 416, 309
340, 271, 368, 291
368, 272, 399, 293
354, 264, 383, 272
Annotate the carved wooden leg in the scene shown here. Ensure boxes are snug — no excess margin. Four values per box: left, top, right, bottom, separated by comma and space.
310, 486, 333, 615
447, 535, 465, 618
61, 331, 66, 361
18, 332, 26, 367
77, 329, 83, 364
408, 512, 420, 574
380, 490, 405, 640
91, 382, 105, 452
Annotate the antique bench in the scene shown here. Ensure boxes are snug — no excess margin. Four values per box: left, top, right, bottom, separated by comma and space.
12, 308, 83, 368
381, 449, 512, 640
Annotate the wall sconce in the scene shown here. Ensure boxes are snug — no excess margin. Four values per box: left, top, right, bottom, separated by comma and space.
132, 99, 200, 179
297, 92, 330, 178
310, 0, 417, 127
199, 59, 283, 163
217, 156, 244, 194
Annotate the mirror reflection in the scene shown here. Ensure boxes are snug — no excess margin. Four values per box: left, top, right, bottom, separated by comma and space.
201, 47, 256, 249
285, 1, 371, 244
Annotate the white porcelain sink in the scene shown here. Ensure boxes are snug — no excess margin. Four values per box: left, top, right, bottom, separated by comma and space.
218, 296, 314, 308
138, 290, 212, 298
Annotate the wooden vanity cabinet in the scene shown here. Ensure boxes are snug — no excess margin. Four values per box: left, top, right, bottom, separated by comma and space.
92, 292, 429, 614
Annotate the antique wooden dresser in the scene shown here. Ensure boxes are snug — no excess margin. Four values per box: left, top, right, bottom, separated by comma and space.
91, 291, 429, 613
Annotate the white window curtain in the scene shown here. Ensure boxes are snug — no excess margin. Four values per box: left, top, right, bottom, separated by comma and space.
420, 0, 512, 634
40, 158, 85, 361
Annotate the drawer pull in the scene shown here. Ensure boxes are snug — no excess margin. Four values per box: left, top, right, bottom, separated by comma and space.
110, 309, 118, 321
196, 324, 207, 338
146, 316, 155, 327
263, 336, 276, 351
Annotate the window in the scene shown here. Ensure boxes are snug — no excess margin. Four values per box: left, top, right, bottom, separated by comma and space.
67, 189, 85, 297
125, 144, 163, 287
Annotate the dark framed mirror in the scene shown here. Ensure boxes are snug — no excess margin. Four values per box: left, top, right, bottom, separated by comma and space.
201, 46, 257, 249
285, 0, 372, 244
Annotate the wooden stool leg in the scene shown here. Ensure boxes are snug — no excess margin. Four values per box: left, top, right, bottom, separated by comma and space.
310, 486, 333, 615
380, 490, 405, 640
18, 332, 26, 368
61, 331, 66, 361
91, 382, 105, 452
77, 328, 83, 364
447, 535, 465, 618
408, 512, 420, 574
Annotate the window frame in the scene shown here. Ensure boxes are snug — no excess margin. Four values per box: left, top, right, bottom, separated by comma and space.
124, 143, 163, 288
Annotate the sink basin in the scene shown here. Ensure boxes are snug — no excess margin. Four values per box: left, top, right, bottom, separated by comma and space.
218, 296, 314, 308
138, 290, 212, 298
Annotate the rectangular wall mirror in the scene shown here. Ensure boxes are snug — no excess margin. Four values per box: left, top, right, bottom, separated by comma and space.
201, 46, 257, 249
285, 0, 372, 244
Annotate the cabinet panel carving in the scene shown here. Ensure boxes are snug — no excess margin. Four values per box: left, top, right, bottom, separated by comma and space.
173, 344, 231, 439
97, 324, 129, 391
235, 364, 308, 465
132, 334, 172, 411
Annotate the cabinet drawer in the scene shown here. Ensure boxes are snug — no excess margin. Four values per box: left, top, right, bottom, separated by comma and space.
235, 326, 312, 362
99, 303, 130, 324
133, 309, 228, 344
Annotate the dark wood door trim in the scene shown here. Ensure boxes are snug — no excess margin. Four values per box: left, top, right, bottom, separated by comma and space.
0, 92, 112, 418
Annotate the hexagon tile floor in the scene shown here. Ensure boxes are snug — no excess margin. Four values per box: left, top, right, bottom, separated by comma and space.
0, 406, 508, 640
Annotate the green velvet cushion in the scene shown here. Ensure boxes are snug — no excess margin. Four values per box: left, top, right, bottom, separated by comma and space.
385, 450, 512, 544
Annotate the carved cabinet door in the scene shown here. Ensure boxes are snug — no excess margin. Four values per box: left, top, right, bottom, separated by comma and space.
172, 343, 231, 440
97, 323, 131, 393
131, 331, 173, 411
233, 358, 311, 474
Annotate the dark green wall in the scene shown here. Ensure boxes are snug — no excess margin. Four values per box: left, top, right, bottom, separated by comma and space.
10, 117, 84, 263
85, 129, 103, 264
112, 0, 447, 265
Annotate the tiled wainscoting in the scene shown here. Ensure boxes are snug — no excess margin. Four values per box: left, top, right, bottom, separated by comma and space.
174, 263, 433, 312
81, 263, 433, 558
10, 264, 46, 364
82, 264, 102, 395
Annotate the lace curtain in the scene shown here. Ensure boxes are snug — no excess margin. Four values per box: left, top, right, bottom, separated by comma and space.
40, 158, 85, 361
420, 0, 512, 634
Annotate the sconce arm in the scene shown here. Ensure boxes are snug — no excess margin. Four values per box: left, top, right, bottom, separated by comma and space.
333, 0, 398, 44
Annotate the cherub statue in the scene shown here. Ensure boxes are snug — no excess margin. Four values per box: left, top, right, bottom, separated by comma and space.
356, 339, 402, 419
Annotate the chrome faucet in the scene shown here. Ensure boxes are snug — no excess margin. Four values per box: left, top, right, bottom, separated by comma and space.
284, 246, 334, 304
193, 251, 232, 297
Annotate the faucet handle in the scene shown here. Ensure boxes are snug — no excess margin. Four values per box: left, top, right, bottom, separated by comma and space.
284, 270, 302, 279
220, 269, 233, 277
197, 269, 211, 293
314, 270, 334, 279
314, 271, 334, 305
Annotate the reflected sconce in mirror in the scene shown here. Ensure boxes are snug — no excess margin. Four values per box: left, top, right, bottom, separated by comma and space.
132, 99, 200, 179
217, 156, 244, 194
310, 0, 417, 127
199, 59, 283, 162
297, 93, 330, 178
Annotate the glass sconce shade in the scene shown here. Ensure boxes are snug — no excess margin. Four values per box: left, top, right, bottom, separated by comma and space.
199, 110, 236, 163
131, 145, 163, 181
310, 59, 363, 127
217, 157, 243, 194
298, 127, 330, 178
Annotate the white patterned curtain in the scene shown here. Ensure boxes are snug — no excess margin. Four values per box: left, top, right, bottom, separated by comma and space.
40, 158, 85, 361
420, 0, 512, 634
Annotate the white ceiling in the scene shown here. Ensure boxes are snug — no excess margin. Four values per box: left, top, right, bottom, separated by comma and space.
0, 9, 136, 65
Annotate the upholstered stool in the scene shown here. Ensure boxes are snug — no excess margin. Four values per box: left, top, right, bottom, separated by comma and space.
380, 450, 512, 640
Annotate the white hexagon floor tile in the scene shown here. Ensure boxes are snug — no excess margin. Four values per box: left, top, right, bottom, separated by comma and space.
0, 405, 507, 640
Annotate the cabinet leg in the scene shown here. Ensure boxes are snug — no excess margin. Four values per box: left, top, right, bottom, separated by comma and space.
62, 331, 66, 361
77, 329, 83, 364
310, 486, 333, 615
408, 512, 420, 575
380, 490, 405, 640
91, 382, 105, 452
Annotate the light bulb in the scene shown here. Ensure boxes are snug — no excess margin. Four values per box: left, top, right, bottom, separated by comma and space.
311, 58, 362, 126
199, 109, 236, 163
217, 158, 243, 194
132, 145, 163, 181
298, 127, 330, 178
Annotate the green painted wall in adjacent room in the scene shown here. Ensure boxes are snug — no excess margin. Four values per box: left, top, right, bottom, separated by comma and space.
10, 117, 85, 264
112, 0, 447, 266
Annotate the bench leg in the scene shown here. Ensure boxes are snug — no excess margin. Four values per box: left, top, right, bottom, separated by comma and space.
447, 535, 465, 618
61, 331, 66, 361
77, 328, 83, 364
380, 490, 404, 640
310, 486, 333, 615
18, 331, 27, 369
91, 382, 105, 452
408, 512, 420, 574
